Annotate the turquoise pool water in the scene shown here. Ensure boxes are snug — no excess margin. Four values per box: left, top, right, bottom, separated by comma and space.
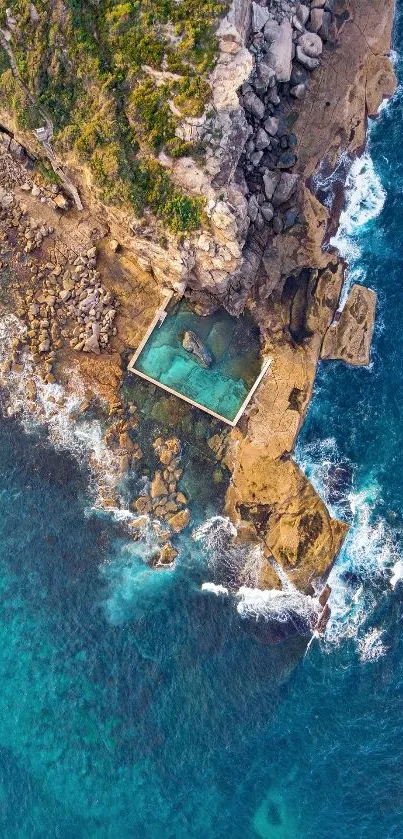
133, 300, 262, 422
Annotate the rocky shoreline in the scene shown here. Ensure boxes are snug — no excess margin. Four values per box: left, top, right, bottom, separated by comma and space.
0, 0, 397, 624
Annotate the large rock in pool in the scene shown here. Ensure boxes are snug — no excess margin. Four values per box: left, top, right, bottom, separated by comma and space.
181, 330, 212, 367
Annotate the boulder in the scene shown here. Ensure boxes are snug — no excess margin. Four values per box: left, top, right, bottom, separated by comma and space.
54, 193, 69, 210
168, 509, 191, 532
83, 323, 101, 354
296, 3, 310, 25
150, 471, 169, 498
263, 170, 281, 200
255, 127, 271, 150
272, 173, 300, 206
264, 116, 279, 136
248, 195, 259, 222
321, 285, 377, 366
291, 83, 306, 99
295, 46, 320, 70
181, 330, 212, 367
243, 90, 265, 118
308, 8, 324, 32
261, 202, 274, 222
156, 542, 178, 566
251, 2, 271, 32
319, 11, 332, 41
255, 60, 276, 88
298, 31, 323, 57
264, 18, 293, 82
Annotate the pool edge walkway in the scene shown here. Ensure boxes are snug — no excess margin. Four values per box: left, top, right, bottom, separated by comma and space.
127, 290, 272, 427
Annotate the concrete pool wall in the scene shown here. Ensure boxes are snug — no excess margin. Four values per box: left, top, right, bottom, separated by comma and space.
127, 291, 271, 427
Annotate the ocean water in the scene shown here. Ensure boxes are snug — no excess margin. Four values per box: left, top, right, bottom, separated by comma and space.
1, 12, 403, 839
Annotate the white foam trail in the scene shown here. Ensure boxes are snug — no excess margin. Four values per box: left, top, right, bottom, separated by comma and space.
0, 314, 133, 511
201, 582, 229, 596
330, 151, 386, 307
390, 558, 403, 589
235, 586, 320, 628
357, 628, 386, 662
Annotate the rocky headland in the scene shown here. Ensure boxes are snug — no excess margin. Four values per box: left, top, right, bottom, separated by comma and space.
0, 0, 396, 624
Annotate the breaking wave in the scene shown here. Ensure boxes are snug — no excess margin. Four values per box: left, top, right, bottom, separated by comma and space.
201, 582, 229, 596
235, 586, 320, 631
196, 516, 324, 636
0, 313, 136, 514
296, 434, 400, 648
330, 150, 386, 305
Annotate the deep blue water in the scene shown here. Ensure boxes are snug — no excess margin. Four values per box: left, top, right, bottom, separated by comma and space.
2, 8, 403, 837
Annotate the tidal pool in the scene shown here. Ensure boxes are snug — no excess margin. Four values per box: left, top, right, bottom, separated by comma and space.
130, 298, 263, 423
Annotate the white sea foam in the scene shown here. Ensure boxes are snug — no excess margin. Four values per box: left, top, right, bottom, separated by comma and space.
297, 432, 400, 647
193, 515, 237, 545
357, 628, 387, 662
196, 517, 325, 633
235, 586, 320, 630
194, 515, 264, 588
331, 151, 386, 253
0, 314, 133, 512
390, 558, 403, 589
201, 582, 229, 596
330, 151, 386, 307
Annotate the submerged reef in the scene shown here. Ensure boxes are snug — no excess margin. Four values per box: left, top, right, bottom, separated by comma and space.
0, 0, 396, 636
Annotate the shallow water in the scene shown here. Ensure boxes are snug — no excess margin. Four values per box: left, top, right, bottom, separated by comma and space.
134, 299, 261, 421
1, 6, 403, 837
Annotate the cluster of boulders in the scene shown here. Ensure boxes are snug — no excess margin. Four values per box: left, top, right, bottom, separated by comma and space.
0, 197, 118, 382
19, 246, 117, 376
237, 0, 335, 238
101, 414, 143, 495
62, 250, 117, 354
21, 179, 69, 211
131, 436, 191, 567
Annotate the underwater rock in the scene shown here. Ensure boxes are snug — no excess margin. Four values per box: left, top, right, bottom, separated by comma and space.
181, 330, 212, 367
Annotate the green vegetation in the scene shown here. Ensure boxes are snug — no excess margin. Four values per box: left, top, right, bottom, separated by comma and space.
0, 0, 226, 232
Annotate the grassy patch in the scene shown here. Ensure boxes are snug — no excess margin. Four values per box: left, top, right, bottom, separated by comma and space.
0, 0, 227, 231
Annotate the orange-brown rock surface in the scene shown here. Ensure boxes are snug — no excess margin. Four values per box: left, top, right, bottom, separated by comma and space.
321, 284, 377, 366
225, 0, 396, 594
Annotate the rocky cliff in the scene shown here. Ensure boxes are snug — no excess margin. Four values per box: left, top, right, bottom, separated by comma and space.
223, 0, 395, 594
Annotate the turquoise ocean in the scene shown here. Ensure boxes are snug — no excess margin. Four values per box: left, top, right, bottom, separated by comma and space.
1, 6, 403, 837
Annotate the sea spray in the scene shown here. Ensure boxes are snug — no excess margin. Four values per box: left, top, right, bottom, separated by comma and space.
193, 515, 264, 589
330, 150, 386, 307
195, 516, 325, 637
0, 313, 141, 520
